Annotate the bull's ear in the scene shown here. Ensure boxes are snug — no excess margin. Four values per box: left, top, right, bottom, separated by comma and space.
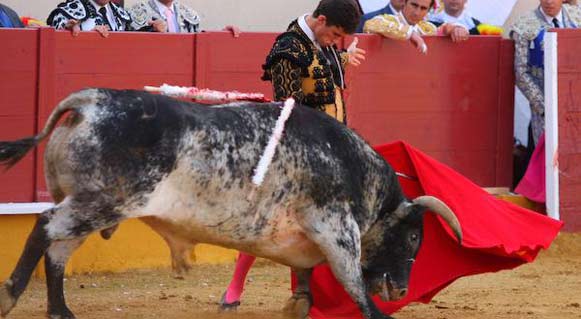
404, 204, 426, 224
412, 196, 462, 244
390, 201, 425, 227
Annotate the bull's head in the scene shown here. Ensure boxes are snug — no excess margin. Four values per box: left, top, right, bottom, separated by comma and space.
361, 196, 462, 302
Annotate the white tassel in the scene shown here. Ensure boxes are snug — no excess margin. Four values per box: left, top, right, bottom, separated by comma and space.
144, 83, 267, 103
159, 83, 190, 97
252, 98, 295, 186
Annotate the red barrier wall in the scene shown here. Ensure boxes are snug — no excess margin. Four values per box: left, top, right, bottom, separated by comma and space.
344, 35, 514, 187
34, 29, 196, 201
557, 30, 581, 231
0, 29, 38, 202
0, 29, 514, 204
195, 32, 276, 97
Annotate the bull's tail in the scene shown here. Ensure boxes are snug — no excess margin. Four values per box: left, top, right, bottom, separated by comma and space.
0, 88, 101, 169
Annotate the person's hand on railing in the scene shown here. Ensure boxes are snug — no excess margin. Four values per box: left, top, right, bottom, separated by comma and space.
65, 19, 82, 36
224, 25, 241, 38
149, 19, 167, 33
410, 32, 428, 54
93, 25, 110, 38
449, 25, 469, 43
65, 19, 110, 38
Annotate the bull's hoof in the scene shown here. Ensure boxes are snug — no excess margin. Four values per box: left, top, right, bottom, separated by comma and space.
282, 294, 311, 319
47, 304, 76, 319
171, 262, 191, 280
172, 273, 186, 280
171, 255, 192, 280
217, 293, 240, 312
0, 280, 16, 318
370, 312, 395, 319
47, 311, 76, 319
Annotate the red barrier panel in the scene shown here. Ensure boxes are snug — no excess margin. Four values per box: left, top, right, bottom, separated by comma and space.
344, 35, 514, 187
0, 29, 38, 202
195, 32, 276, 97
34, 29, 196, 201
0, 30, 516, 203
557, 30, 581, 231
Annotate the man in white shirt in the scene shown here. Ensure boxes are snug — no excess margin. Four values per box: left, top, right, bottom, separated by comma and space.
429, 0, 483, 34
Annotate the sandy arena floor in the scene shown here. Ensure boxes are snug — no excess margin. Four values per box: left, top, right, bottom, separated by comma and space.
5, 233, 580, 319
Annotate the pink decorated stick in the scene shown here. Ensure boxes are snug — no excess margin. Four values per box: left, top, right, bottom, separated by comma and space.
144, 84, 270, 103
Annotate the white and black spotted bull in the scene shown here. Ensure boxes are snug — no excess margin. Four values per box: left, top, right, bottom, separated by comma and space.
0, 88, 462, 319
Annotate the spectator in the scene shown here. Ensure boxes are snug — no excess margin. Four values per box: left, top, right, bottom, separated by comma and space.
510, 0, 581, 148
363, 0, 469, 54
510, 0, 581, 202
47, 0, 133, 37
356, 0, 405, 32
0, 3, 25, 28
429, 0, 483, 34
127, 0, 240, 36
219, 0, 365, 310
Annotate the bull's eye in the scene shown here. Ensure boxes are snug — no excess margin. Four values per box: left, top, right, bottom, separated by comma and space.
410, 233, 418, 241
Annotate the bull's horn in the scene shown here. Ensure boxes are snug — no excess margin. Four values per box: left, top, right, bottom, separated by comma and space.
413, 196, 462, 244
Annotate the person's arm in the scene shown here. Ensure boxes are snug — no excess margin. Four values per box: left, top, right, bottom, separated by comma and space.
270, 59, 305, 103
127, 4, 165, 32
513, 32, 545, 115
3, 5, 25, 27
439, 23, 469, 42
47, 10, 70, 30
363, 14, 412, 40
223, 25, 241, 37
340, 38, 366, 67
364, 15, 427, 53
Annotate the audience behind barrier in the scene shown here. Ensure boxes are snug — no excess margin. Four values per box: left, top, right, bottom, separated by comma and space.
356, 0, 404, 32
126, 0, 241, 36
363, 0, 469, 55
47, 0, 133, 37
510, 0, 581, 199
0, 2, 24, 28
428, 0, 484, 34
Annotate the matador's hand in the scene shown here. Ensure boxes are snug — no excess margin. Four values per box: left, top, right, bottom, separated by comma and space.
347, 37, 366, 66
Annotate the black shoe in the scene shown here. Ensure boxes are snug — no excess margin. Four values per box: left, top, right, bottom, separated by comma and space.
218, 292, 240, 311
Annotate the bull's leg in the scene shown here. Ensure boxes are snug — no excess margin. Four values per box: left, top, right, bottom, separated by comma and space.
0, 199, 123, 318
167, 238, 193, 279
282, 268, 313, 319
303, 212, 393, 319
45, 238, 87, 319
139, 217, 195, 279
0, 214, 52, 317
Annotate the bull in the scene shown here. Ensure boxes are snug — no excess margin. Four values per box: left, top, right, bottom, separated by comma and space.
0, 88, 461, 319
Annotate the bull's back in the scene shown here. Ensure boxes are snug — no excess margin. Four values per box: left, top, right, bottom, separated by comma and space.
45, 89, 200, 198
